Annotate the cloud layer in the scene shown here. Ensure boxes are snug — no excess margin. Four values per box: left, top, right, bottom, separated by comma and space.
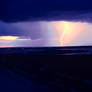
0, 0, 92, 22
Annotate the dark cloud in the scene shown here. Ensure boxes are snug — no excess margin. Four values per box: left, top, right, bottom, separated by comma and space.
0, 0, 92, 22
0, 21, 57, 40
0, 21, 43, 39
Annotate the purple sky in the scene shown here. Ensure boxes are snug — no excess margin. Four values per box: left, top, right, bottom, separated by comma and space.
0, 20, 92, 47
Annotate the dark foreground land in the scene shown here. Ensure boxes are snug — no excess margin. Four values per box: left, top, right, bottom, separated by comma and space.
0, 46, 92, 92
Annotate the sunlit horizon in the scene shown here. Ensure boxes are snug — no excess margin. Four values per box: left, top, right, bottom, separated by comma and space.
0, 21, 92, 47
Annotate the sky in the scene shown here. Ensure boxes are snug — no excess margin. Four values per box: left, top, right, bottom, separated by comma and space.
0, 20, 92, 47
0, 0, 92, 47
0, 0, 92, 22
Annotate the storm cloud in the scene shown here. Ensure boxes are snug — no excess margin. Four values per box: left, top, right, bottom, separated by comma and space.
0, 21, 43, 39
0, 0, 92, 22
0, 0, 92, 47
0, 21, 58, 40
